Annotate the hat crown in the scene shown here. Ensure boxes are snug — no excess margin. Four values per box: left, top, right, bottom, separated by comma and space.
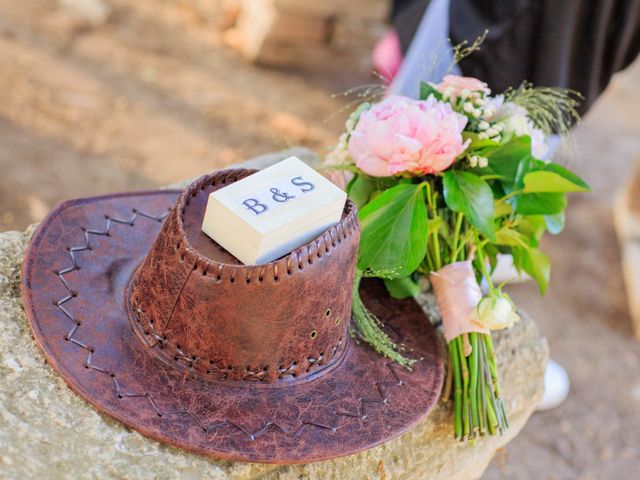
128, 169, 359, 384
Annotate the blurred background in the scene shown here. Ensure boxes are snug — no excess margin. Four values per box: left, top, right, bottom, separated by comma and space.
1, 0, 639, 478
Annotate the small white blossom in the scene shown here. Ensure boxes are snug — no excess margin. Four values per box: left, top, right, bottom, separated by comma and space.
472, 108, 482, 118
473, 293, 520, 330
483, 96, 548, 158
478, 121, 489, 130
485, 127, 499, 137
442, 87, 454, 100
478, 132, 488, 139
463, 102, 475, 113
468, 155, 479, 167
478, 156, 489, 168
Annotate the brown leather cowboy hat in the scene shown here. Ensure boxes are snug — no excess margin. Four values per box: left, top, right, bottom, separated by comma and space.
21, 168, 444, 464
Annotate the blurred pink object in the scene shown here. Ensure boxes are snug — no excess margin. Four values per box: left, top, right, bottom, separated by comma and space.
434, 75, 490, 101
348, 94, 469, 177
373, 29, 403, 82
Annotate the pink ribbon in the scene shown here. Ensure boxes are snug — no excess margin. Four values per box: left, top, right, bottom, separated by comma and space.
430, 260, 488, 343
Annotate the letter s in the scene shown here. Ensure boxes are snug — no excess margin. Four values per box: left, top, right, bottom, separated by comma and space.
291, 176, 315, 193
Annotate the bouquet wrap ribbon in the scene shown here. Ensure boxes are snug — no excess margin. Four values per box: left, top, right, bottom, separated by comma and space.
430, 260, 488, 343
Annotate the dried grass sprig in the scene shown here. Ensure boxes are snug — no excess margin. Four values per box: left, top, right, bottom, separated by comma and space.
505, 83, 583, 134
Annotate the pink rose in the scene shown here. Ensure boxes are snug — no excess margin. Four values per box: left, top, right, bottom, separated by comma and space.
435, 75, 490, 102
348, 95, 469, 177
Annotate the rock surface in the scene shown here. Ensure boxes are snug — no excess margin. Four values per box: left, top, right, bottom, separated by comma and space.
0, 150, 548, 480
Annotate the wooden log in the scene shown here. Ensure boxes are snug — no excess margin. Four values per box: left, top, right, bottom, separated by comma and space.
614, 156, 640, 340
226, 0, 388, 67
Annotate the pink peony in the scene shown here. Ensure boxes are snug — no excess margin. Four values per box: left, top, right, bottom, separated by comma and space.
435, 75, 490, 102
348, 95, 469, 177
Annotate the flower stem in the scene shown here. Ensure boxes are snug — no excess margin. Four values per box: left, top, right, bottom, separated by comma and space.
450, 340, 463, 439
469, 333, 480, 434
485, 383, 498, 435
477, 341, 487, 435
483, 334, 500, 396
451, 212, 464, 263
457, 336, 470, 438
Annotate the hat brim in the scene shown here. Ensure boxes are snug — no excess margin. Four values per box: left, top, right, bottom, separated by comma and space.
21, 191, 444, 464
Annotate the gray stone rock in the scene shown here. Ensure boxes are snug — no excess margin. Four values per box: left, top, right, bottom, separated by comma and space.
0, 150, 548, 479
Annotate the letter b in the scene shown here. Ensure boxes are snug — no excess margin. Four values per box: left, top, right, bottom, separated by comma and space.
242, 198, 268, 215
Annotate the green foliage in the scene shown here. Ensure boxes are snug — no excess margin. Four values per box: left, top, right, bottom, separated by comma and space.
351, 273, 414, 366
357, 183, 427, 279
346, 175, 376, 209
514, 192, 567, 215
443, 171, 496, 241
384, 276, 420, 299
523, 163, 590, 193
495, 225, 550, 294
484, 136, 532, 182
419, 82, 443, 101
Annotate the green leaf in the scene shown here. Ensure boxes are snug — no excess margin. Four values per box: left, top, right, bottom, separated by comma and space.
518, 215, 547, 244
522, 248, 551, 295
494, 199, 512, 218
495, 228, 531, 249
496, 226, 550, 294
357, 183, 427, 278
384, 276, 420, 299
543, 163, 590, 189
427, 216, 444, 236
419, 82, 443, 101
523, 169, 590, 193
486, 136, 533, 183
443, 171, 496, 241
514, 192, 567, 215
544, 212, 565, 234
347, 175, 376, 209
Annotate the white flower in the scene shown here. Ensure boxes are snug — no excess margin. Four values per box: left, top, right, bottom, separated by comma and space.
484, 96, 548, 159
478, 156, 489, 168
473, 293, 520, 330
469, 155, 479, 167
478, 120, 489, 131
527, 125, 549, 159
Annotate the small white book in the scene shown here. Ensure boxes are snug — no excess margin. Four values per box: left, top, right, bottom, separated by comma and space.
201, 156, 347, 265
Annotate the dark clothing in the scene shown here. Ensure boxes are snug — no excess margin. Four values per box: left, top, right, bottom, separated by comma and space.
391, 0, 430, 54
391, 0, 640, 115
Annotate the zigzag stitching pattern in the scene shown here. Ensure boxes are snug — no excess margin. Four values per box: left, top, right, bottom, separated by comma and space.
53, 207, 409, 441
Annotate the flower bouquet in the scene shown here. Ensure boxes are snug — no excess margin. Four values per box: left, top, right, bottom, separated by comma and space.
326, 75, 588, 440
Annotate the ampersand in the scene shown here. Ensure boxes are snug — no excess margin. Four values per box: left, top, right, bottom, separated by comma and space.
270, 188, 295, 203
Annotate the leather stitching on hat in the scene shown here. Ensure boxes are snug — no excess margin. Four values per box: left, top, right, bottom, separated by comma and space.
131, 302, 347, 382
